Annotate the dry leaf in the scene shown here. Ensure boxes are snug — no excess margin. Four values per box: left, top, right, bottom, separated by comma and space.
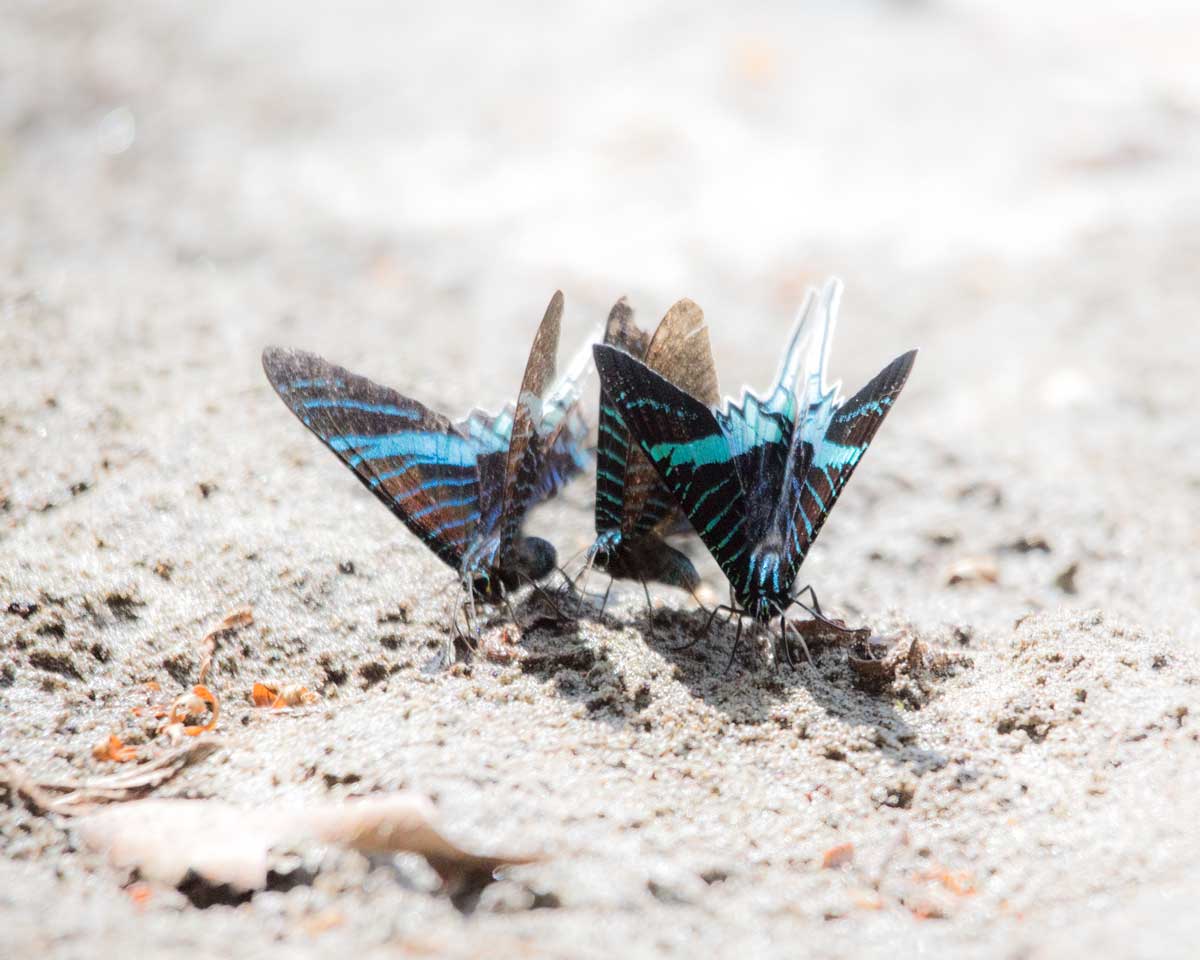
917, 866, 976, 896
479, 626, 524, 664
197, 608, 254, 686
77, 793, 541, 897
822, 842, 855, 870
92, 735, 138, 764
302, 910, 345, 936
946, 557, 999, 586
169, 685, 219, 735
251, 681, 318, 709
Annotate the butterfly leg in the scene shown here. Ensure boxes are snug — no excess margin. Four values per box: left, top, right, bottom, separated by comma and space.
777, 615, 796, 670
500, 591, 521, 626
790, 597, 858, 635
573, 551, 598, 616
784, 617, 815, 666
722, 614, 745, 675
794, 584, 825, 618
701, 603, 735, 636
598, 576, 614, 618
686, 586, 711, 617
523, 574, 567, 621
641, 578, 655, 631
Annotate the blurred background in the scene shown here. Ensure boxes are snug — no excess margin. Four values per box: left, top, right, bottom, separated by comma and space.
2, 0, 1199, 641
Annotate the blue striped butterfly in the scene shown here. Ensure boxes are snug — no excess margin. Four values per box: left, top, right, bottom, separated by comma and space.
263, 292, 592, 624
581, 296, 719, 609
593, 278, 916, 663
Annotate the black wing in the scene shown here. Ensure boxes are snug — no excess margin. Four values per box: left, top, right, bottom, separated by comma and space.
593, 343, 753, 583
777, 350, 917, 586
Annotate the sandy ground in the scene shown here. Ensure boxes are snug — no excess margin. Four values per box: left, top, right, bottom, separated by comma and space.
3, 1, 1200, 957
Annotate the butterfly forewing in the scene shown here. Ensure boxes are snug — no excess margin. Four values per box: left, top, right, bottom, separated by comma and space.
500, 291, 564, 550
593, 344, 752, 581
777, 349, 917, 587
262, 348, 483, 570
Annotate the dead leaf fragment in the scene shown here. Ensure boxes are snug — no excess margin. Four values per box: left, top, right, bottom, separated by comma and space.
251, 682, 319, 709
480, 626, 524, 664
77, 793, 541, 899
946, 557, 999, 586
93, 735, 138, 764
917, 866, 976, 896
1054, 561, 1079, 594
125, 882, 154, 908
302, 910, 345, 936
822, 842, 855, 869
197, 608, 254, 686
169, 685, 219, 735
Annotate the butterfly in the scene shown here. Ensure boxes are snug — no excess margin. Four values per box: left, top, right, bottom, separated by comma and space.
262, 291, 592, 626
580, 296, 720, 609
593, 278, 916, 660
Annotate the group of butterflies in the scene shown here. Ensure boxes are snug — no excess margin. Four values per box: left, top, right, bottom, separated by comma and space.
263, 278, 916, 664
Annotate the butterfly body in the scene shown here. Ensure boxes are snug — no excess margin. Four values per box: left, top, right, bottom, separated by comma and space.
583, 297, 720, 598
594, 279, 916, 627
263, 292, 591, 608
590, 529, 700, 592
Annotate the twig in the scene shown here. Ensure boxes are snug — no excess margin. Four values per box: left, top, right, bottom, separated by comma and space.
0, 740, 224, 817
197, 608, 253, 686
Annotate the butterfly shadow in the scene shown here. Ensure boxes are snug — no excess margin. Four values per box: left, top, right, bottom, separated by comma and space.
641, 606, 948, 775
505, 583, 657, 727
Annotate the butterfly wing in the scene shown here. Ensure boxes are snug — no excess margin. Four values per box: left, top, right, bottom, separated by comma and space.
499, 292, 564, 549
263, 347, 483, 571
523, 324, 595, 513
594, 298, 650, 535
777, 348, 917, 587
624, 297, 720, 539
593, 343, 753, 583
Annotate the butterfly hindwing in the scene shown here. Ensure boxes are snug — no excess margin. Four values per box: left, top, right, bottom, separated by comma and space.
624, 297, 720, 540
777, 349, 917, 586
594, 298, 646, 535
262, 347, 482, 570
593, 343, 752, 581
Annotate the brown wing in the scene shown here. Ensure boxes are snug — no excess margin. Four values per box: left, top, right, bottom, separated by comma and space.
500, 291, 563, 549
622, 298, 720, 538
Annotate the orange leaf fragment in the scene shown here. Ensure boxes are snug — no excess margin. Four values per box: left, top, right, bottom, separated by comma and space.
920, 867, 975, 896
822, 842, 855, 870
93, 734, 138, 763
251, 682, 276, 707
126, 882, 153, 907
168, 685, 219, 735
251, 682, 318, 709
302, 910, 345, 936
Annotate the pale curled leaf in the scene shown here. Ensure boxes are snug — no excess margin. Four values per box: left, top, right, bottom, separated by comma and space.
77, 792, 541, 895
